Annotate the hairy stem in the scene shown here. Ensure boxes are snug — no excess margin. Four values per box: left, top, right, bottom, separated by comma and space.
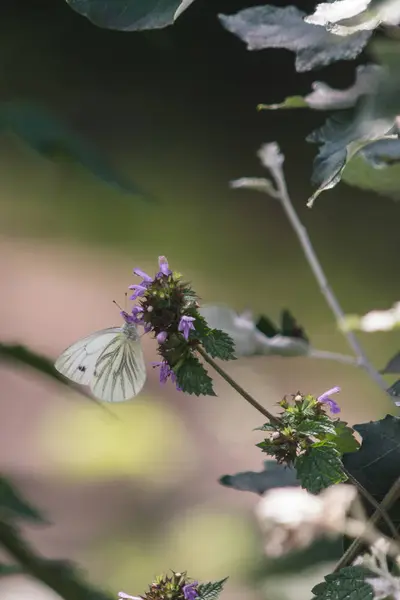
270, 164, 388, 393
334, 476, 400, 571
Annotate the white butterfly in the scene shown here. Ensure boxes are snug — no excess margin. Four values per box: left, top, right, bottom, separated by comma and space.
54, 317, 146, 402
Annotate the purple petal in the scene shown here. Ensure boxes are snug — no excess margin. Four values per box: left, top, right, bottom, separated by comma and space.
129, 285, 148, 299
133, 268, 153, 282
318, 386, 341, 402
317, 386, 341, 414
158, 255, 172, 276
156, 331, 168, 344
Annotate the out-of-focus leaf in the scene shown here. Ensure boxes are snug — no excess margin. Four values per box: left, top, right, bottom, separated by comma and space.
258, 64, 381, 111
343, 415, 400, 524
295, 445, 347, 493
0, 564, 24, 576
281, 309, 309, 343
306, 40, 400, 206
218, 5, 371, 73
388, 379, 400, 397
65, 0, 196, 30
255, 315, 280, 339
219, 460, 299, 495
0, 477, 45, 523
197, 578, 228, 600
381, 351, 400, 374
0, 102, 145, 195
305, 0, 400, 36
312, 566, 373, 600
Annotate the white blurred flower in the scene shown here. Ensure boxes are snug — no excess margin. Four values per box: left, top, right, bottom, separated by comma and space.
341, 302, 400, 333
255, 485, 357, 557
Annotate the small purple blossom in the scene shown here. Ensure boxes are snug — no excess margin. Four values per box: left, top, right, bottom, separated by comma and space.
152, 361, 181, 391
133, 268, 153, 283
183, 582, 199, 600
157, 255, 172, 278
178, 315, 196, 340
317, 386, 341, 414
129, 284, 149, 300
157, 331, 168, 344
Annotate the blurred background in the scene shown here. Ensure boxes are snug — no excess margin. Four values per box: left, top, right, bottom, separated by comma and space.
0, 0, 399, 598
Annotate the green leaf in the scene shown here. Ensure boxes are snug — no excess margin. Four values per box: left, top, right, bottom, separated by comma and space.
175, 357, 216, 396
65, 0, 196, 31
312, 566, 373, 600
199, 329, 236, 361
388, 379, 400, 399
219, 460, 299, 495
197, 578, 228, 600
0, 102, 145, 196
280, 309, 309, 343
295, 446, 347, 493
328, 421, 360, 455
255, 315, 279, 339
0, 477, 45, 523
305, 0, 400, 36
381, 351, 400, 374
258, 65, 380, 112
218, 6, 371, 73
0, 563, 24, 576
295, 418, 336, 437
343, 415, 400, 524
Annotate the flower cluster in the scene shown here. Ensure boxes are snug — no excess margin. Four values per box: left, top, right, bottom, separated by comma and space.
123, 256, 236, 396
119, 572, 199, 600
256, 388, 342, 466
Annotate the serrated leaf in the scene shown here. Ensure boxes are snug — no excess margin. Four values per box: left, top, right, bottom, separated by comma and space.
0, 563, 24, 576
258, 64, 380, 112
0, 477, 45, 523
312, 566, 373, 600
0, 102, 144, 195
197, 578, 228, 600
175, 356, 215, 396
306, 0, 400, 36
343, 415, 400, 524
65, 0, 196, 30
295, 446, 347, 493
218, 6, 371, 73
200, 329, 236, 361
219, 460, 299, 494
381, 351, 400, 374
328, 420, 360, 454
295, 418, 337, 437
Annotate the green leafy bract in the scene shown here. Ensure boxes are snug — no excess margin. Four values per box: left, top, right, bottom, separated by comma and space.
175, 357, 216, 396
295, 445, 347, 493
328, 420, 360, 454
65, 0, 196, 30
0, 563, 24, 576
312, 566, 374, 600
218, 5, 371, 73
306, 0, 400, 36
343, 415, 400, 524
198, 329, 236, 361
197, 578, 228, 600
0, 102, 144, 195
219, 460, 299, 494
0, 477, 45, 523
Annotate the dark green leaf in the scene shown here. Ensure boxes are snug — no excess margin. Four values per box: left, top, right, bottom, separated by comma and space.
219, 460, 299, 495
65, 0, 195, 31
388, 379, 400, 398
199, 329, 236, 361
0, 563, 24, 576
0, 343, 66, 381
295, 418, 336, 437
0, 102, 145, 195
312, 566, 373, 600
328, 421, 360, 455
218, 6, 371, 73
381, 351, 400, 374
197, 578, 228, 600
175, 357, 216, 396
343, 415, 400, 524
0, 477, 45, 523
295, 446, 347, 493
280, 310, 309, 343
255, 315, 279, 339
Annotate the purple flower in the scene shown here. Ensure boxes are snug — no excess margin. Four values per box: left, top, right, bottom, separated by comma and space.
129, 284, 149, 300
133, 268, 153, 283
317, 386, 341, 414
178, 315, 196, 340
156, 255, 172, 278
152, 361, 181, 391
183, 583, 199, 600
125, 306, 144, 324
156, 331, 168, 344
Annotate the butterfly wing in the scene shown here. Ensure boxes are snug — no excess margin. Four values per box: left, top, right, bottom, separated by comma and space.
54, 328, 122, 385
90, 334, 146, 402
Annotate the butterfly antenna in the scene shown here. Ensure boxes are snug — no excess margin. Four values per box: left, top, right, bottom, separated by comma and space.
124, 292, 128, 312
113, 300, 124, 312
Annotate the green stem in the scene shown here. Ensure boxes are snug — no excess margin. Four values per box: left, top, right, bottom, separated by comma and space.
0, 520, 112, 600
198, 347, 398, 538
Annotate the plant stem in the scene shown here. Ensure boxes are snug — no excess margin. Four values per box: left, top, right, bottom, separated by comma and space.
334, 476, 400, 571
269, 162, 388, 394
197, 347, 281, 425
0, 520, 112, 600
310, 349, 360, 366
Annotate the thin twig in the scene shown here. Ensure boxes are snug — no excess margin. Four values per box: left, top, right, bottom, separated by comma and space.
269, 163, 388, 393
310, 349, 361, 366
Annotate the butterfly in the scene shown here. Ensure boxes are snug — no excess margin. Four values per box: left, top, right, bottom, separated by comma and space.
54, 313, 146, 402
